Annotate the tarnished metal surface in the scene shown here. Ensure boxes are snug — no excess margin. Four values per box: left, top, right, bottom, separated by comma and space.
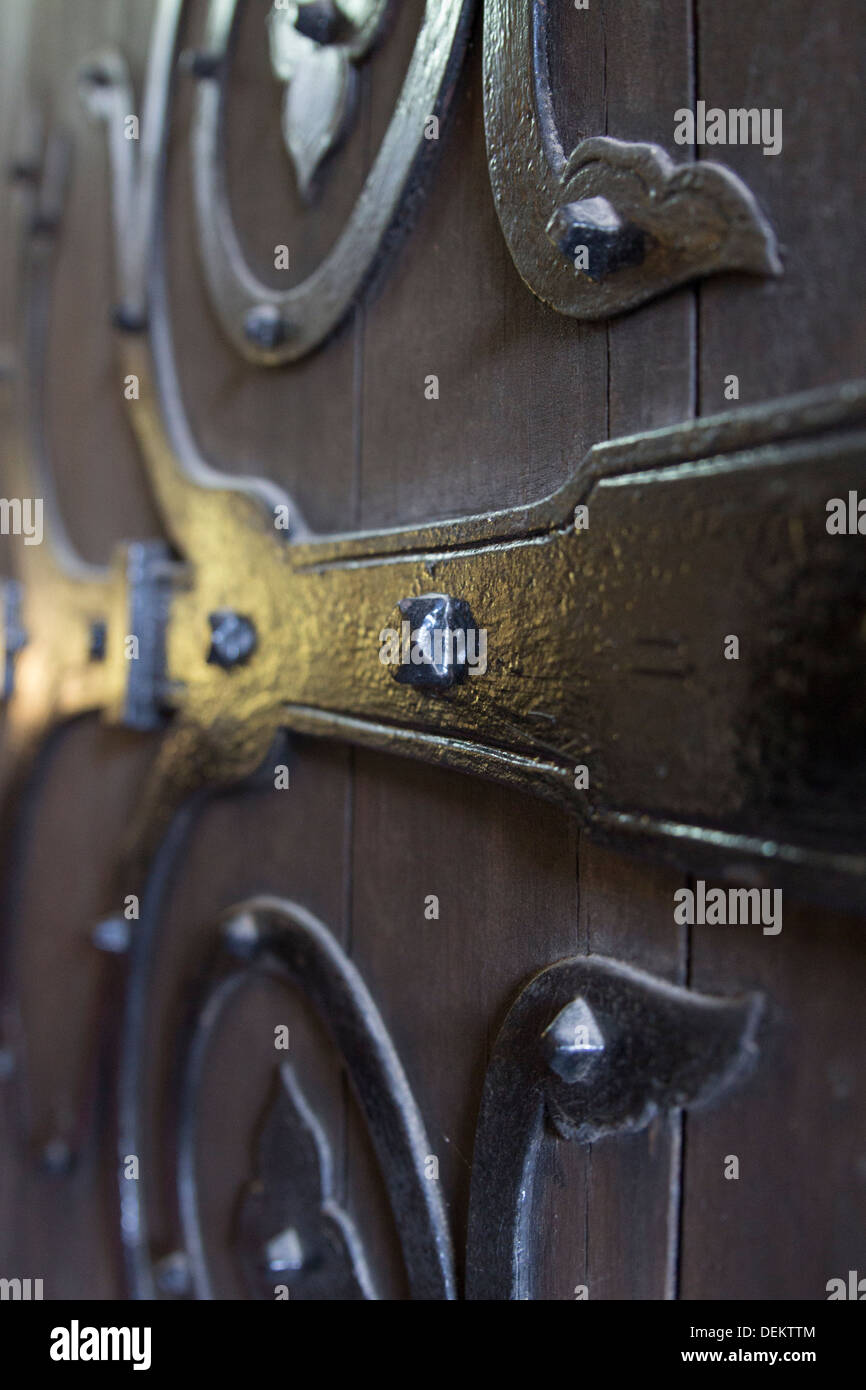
121, 367, 866, 905
68, 1, 866, 905
121, 895, 456, 1300
3, 0, 864, 913
465, 955, 762, 1300
483, 0, 781, 317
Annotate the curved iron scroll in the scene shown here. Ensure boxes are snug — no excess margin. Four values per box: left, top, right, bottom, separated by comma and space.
465, 955, 762, 1300
122, 892, 456, 1300
191, 0, 475, 363
483, 0, 781, 317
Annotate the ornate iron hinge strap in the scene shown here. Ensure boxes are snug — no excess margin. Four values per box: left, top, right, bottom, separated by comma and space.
54, 0, 864, 909
465, 954, 762, 1300
3, 0, 865, 917
115, 364, 866, 905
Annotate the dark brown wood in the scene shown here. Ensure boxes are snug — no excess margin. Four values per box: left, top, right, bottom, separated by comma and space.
353, 3, 593, 1297
576, 0, 694, 1302
1, 0, 865, 1305
677, 0, 866, 1298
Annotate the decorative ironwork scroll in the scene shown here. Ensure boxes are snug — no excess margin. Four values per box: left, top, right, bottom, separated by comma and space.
122, 893, 762, 1300
69, 2, 866, 909
483, 0, 781, 317
190, 0, 474, 363
465, 955, 762, 1300
120, 895, 456, 1300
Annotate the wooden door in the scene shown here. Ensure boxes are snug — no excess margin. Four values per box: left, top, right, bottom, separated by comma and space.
1, 0, 865, 1303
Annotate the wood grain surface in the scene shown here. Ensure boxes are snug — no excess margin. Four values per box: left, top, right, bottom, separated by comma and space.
0, 0, 863, 1300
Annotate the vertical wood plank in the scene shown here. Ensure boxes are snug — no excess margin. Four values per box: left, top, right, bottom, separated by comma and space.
575, 0, 695, 1301
0, 0, 33, 1272
350, 5, 604, 1297
680, 0, 866, 1297
0, 0, 165, 1298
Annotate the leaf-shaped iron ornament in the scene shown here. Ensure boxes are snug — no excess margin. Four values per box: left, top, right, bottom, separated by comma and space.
267, 0, 390, 200
466, 955, 763, 1300
236, 1062, 376, 1300
484, 0, 782, 318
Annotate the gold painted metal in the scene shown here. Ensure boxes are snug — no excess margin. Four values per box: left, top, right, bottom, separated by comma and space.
121, 355, 866, 901
0, 128, 171, 816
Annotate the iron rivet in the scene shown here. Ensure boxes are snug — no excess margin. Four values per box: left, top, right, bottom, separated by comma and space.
293, 0, 341, 44
542, 997, 606, 1082
154, 1251, 192, 1297
265, 1225, 305, 1273
179, 49, 223, 80
79, 64, 114, 88
546, 196, 648, 282
92, 916, 131, 954
387, 593, 478, 692
28, 211, 59, 238
207, 611, 257, 670
243, 304, 288, 352
8, 159, 39, 185
111, 304, 149, 334
223, 913, 260, 958
40, 1138, 75, 1177
89, 619, 107, 662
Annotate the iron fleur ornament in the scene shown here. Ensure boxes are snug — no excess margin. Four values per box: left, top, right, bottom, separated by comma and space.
236, 1062, 375, 1300
189, 0, 474, 363
266, 0, 391, 199
125, 899, 456, 1300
